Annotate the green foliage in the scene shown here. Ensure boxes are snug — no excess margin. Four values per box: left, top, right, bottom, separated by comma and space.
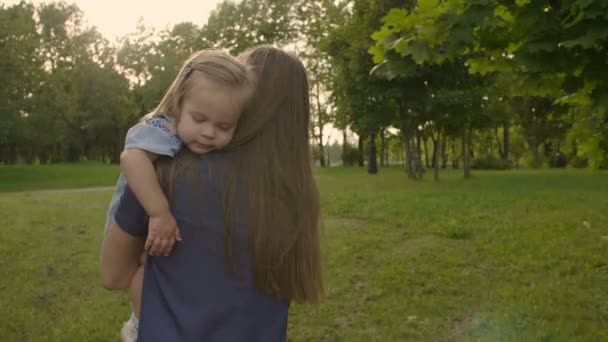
569, 154, 590, 168
341, 143, 361, 166
204, 0, 297, 55
0, 2, 41, 163
324, 0, 403, 139
472, 155, 511, 170
370, 0, 608, 171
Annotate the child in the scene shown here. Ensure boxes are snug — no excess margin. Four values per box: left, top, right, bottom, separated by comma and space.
103, 49, 254, 342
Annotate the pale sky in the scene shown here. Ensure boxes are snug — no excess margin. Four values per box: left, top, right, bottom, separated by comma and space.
4, 0, 225, 40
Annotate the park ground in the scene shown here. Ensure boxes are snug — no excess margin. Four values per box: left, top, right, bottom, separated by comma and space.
0, 164, 607, 341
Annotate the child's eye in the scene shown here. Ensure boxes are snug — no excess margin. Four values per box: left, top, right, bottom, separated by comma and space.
192, 115, 206, 123
218, 124, 232, 131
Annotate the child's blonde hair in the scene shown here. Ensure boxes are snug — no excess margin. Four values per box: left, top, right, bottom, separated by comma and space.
146, 49, 254, 121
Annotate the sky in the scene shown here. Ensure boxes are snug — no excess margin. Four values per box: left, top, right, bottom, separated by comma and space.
4, 0, 225, 40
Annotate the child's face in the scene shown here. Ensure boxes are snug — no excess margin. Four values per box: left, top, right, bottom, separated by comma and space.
177, 77, 243, 154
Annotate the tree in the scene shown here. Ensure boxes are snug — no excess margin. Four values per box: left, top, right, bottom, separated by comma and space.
0, 2, 41, 164
324, 0, 405, 175
204, 0, 297, 55
372, 0, 608, 169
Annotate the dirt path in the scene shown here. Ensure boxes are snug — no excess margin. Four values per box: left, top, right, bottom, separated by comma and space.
3, 186, 114, 194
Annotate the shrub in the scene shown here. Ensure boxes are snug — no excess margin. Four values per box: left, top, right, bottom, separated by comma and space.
471, 155, 511, 170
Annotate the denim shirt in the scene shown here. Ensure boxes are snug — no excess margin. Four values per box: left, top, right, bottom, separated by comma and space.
103, 114, 182, 239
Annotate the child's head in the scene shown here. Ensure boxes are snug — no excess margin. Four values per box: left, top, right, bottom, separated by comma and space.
153, 49, 254, 154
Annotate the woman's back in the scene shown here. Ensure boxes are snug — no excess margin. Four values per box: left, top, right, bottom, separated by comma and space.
115, 152, 289, 342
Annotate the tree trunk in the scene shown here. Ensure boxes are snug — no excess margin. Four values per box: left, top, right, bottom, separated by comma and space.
112, 138, 121, 164
463, 127, 472, 179
398, 135, 404, 166
82, 136, 90, 161
55, 143, 62, 163
451, 139, 460, 169
39, 149, 50, 165
441, 135, 447, 169
326, 141, 331, 167
380, 129, 386, 167
368, 132, 378, 174
432, 133, 440, 181
431, 134, 438, 169
416, 129, 423, 179
503, 122, 510, 162
386, 139, 390, 166
402, 130, 414, 178
495, 125, 504, 159
341, 129, 348, 166
423, 134, 430, 168
8, 143, 18, 164
317, 133, 326, 167
357, 136, 364, 167
533, 143, 541, 168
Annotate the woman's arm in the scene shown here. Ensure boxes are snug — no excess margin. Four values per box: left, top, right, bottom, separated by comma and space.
100, 222, 145, 290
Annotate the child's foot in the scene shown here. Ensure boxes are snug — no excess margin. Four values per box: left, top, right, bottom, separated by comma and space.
120, 318, 138, 342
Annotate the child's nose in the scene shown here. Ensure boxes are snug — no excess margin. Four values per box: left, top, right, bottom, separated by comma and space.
201, 125, 216, 139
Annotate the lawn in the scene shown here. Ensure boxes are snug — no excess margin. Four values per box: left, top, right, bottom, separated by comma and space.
0, 167, 607, 341
0, 163, 120, 192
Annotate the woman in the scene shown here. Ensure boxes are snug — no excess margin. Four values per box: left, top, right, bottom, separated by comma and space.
101, 46, 323, 341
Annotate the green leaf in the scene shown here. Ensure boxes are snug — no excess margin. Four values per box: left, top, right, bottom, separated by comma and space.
371, 25, 394, 43
507, 41, 523, 53
417, 0, 439, 13
392, 37, 409, 54
559, 26, 608, 49
524, 40, 558, 53
555, 91, 592, 106
402, 40, 430, 64
466, 57, 512, 75
382, 8, 408, 29
369, 44, 385, 64
493, 5, 513, 22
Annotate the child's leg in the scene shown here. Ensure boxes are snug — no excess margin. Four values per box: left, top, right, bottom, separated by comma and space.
130, 254, 146, 318
121, 254, 146, 342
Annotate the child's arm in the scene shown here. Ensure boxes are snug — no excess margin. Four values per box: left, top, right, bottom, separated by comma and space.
121, 148, 181, 256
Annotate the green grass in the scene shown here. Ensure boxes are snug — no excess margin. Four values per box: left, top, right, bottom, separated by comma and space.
1, 167, 607, 341
0, 163, 120, 192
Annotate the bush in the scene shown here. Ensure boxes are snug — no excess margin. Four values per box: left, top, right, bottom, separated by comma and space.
569, 155, 589, 168
471, 155, 511, 170
341, 143, 361, 166
548, 153, 568, 168
522, 151, 547, 168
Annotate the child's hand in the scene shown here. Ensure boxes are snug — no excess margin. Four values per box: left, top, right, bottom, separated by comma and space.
145, 211, 182, 256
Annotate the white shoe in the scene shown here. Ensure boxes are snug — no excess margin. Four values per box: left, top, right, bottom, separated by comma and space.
120, 318, 138, 342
